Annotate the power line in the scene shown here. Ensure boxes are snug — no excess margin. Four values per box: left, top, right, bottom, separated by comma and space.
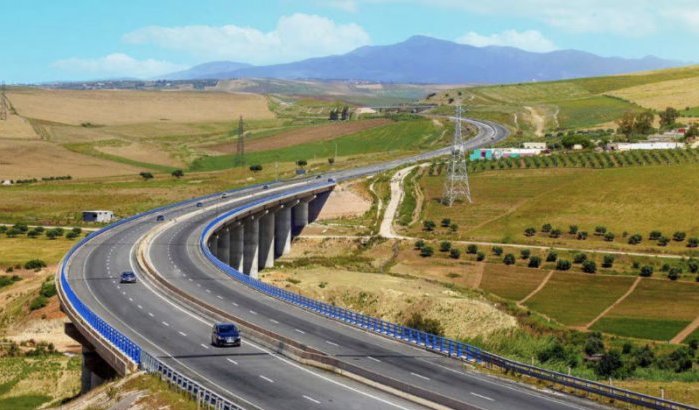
442, 105, 472, 206
0, 82, 7, 121
234, 115, 245, 166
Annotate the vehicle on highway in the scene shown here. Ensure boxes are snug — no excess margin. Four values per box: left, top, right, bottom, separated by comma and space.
316, 174, 322, 179
328, 178, 336, 183
221, 193, 228, 199
156, 215, 165, 222
120, 271, 137, 284
262, 184, 269, 190
211, 323, 241, 347
196, 202, 203, 208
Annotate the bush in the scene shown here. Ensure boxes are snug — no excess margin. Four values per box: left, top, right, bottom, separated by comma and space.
423, 220, 436, 231
668, 267, 682, 281
524, 227, 536, 237
439, 241, 452, 252
171, 169, 185, 178
492, 246, 503, 256
573, 253, 587, 264
673, 231, 687, 242
248, 164, 263, 172
546, 251, 558, 262
520, 249, 531, 259
688, 237, 699, 248
24, 259, 46, 270
549, 228, 562, 238
568, 225, 579, 234
40, 281, 57, 298
649, 231, 663, 240
577, 231, 588, 240
29, 296, 48, 311
503, 254, 516, 265
602, 255, 615, 268
541, 223, 552, 233
585, 333, 605, 355
582, 260, 597, 274
441, 218, 451, 227
556, 259, 572, 271
449, 223, 458, 233
657, 236, 669, 246
594, 226, 607, 235
414, 240, 425, 250
420, 246, 434, 257
66, 231, 79, 240
466, 244, 478, 254
528, 256, 541, 268
13, 223, 29, 233
476, 251, 485, 261
596, 350, 625, 378
688, 260, 699, 274
139, 172, 154, 180
405, 313, 444, 336
604, 232, 615, 242
449, 249, 461, 259
628, 234, 643, 245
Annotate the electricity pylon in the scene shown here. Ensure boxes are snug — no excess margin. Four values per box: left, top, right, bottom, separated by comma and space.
442, 106, 472, 206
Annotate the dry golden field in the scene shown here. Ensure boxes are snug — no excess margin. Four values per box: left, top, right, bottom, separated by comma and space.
7, 89, 273, 125
0, 114, 38, 139
608, 76, 699, 110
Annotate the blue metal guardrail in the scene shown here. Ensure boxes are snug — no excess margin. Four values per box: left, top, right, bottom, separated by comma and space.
200, 187, 696, 410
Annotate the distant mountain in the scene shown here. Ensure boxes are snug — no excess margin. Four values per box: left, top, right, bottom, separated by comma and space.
172, 36, 684, 84
161, 61, 253, 80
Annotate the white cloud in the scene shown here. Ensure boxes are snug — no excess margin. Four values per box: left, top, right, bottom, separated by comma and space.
456, 30, 556, 52
123, 13, 371, 65
51, 53, 185, 78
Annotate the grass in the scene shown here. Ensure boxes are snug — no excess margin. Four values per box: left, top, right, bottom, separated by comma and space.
0, 237, 74, 268
479, 264, 550, 301
556, 96, 642, 129
524, 272, 635, 327
591, 317, 689, 341
397, 167, 420, 226
0, 356, 80, 408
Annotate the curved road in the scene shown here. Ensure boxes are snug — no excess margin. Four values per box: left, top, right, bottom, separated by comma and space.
65, 118, 600, 409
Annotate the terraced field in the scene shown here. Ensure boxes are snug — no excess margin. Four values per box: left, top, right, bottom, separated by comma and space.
479, 264, 550, 301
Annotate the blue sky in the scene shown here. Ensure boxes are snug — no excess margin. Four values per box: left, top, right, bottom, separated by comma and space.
3, 0, 699, 83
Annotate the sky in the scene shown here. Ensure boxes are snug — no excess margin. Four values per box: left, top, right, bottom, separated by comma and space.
2, 0, 699, 83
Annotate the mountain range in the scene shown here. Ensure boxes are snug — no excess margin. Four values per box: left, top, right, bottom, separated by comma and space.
161, 35, 684, 84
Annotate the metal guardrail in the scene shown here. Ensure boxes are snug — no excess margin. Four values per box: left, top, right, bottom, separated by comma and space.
200, 187, 697, 410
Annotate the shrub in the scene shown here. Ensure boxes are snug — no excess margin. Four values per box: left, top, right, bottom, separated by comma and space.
171, 169, 185, 178
673, 231, 687, 242
414, 240, 425, 250
573, 253, 587, 264
657, 236, 669, 247
549, 229, 562, 238
520, 249, 531, 259
528, 256, 541, 268
449, 223, 458, 233
556, 259, 572, 271
577, 231, 588, 240
602, 255, 615, 268
29, 296, 48, 311
546, 251, 558, 262
568, 225, 579, 234
604, 232, 615, 242
688, 237, 699, 248
449, 249, 461, 259
466, 244, 478, 254
441, 218, 451, 227
688, 260, 699, 274
24, 259, 46, 270
420, 246, 434, 257
541, 223, 552, 233
439, 241, 452, 252
594, 226, 607, 235
582, 260, 597, 273
492, 246, 503, 256
405, 313, 444, 336
66, 231, 79, 240
296, 159, 307, 167
668, 267, 682, 281
596, 350, 625, 378
524, 227, 536, 237
628, 234, 643, 245
503, 254, 516, 265
476, 251, 485, 261
422, 220, 436, 231
13, 223, 29, 233
27, 229, 40, 238
40, 281, 57, 298
649, 231, 663, 240
248, 164, 263, 172
139, 172, 154, 180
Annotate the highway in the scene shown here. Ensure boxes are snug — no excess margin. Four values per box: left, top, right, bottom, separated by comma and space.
64, 117, 602, 409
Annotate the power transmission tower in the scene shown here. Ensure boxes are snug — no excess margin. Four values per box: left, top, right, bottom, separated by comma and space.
0, 83, 7, 121
234, 115, 245, 166
442, 106, 472, 206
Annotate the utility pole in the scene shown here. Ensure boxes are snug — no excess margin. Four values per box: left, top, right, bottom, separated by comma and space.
442, 105, 472, 206
234, 115, 245, 167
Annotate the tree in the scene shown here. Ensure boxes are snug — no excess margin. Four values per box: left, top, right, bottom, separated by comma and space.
66, 231, 79, 240
340, 106, 350, 121
422, 220, 436, 231
296, 159, 307, 168
541, 223, 552, 233
328, 157, 335, 165
673, 231, 687, 242
420, 246, 434, 257
503, 254, 516, 265
524, 227, 536, 237
657, 236, 669, 247
556, 259, 572, 271
441, 218, 451, 227
585, 333, 605, 355
659, 107, 679, 129
604, 232, 615, 242
449, 248, 461, 259
668, 267, 682, 281
249, 164, 263, 172
439, 241, 452, 252
577, 231, 588, 240
546, 251, 558, 262
171, 169, 184, 178
639, 265, 654, 277
467, 244, 478, 254
594, 226, 607, 235
596, 350, 625, 378
492, 246, 503, 256
405, 312, 444, 336
633, 111, 655, 135
616, 112, 636, 137
476, 251, 485, 261
687, 237, 699, 248
549, 228, 562, 238
13, 223, 28, 233
568, 225, 579, 234
602, 255, 615, 268
449, 223, 458, 233
329, 108, 338, 121
414, 240, 425, 250
649, 230, 663, 240
685, 123, 699, 140
139, 172, 154, 180
24, 259, 47, 270
520, 249, 531, 259
573, 253, 587, 264
628, 234, 643, 245
528, 256, 541, 268
687, 260, 699, 274
582, 260, 597, 273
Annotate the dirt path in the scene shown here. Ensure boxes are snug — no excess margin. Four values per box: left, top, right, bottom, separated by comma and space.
671, 313, 699, 344
583, 276, 642, 331
473, 262, 486, 289
409, 167, 426, 226
525, 106, 545, 137
379, 165, 418, 238
519, 270, 554, 304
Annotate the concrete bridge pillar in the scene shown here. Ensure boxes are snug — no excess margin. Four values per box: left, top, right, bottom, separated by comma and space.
81, 347, 116, 394
243, 217, 259, 278
275, 206, 292, 257
228, 223, 244, 272
258, 212, 275, 269
216, 227, 230, 264
292, 199, 311, 237
309, 191, 331, 223
209, 234, 219, 257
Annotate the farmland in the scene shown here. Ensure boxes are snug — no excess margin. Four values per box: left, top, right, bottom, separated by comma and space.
479, 264, 550, 301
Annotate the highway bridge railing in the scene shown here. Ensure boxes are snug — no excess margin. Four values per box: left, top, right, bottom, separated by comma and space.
201, 187, 697, 410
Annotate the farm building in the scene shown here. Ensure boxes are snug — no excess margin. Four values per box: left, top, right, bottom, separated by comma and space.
607, 142, 685, 151
469, 148, 543, 161
82, 210, 114, 223
523, 142, 547, 150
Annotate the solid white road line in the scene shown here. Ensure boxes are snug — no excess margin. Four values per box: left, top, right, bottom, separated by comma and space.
471, 392, 494, 402
326, 340, 339, 347
367, 356, 382, 363
200, 344, 210, 349
410, 372, 430, 381
179, 331, 187, 337
269, 319, 279, 324
249, 310, 257, 315
217, 295, 223, 300
137, 304, 143, 309
162, 321, 170, 327
227, 358, 238, 365
303, 395, 321, 404
295, 328, 306, 334
259, 375, 274, 383
148, 312, 154, 317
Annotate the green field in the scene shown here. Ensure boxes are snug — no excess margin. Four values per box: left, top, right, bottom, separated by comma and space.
415, 164, 699, 256
556, 96, 641, 129
191, 119, 447, 172
525, 272, 635, 327
479, 264, 550, 301
0, 237, 74, 268
591, 279, 699, 340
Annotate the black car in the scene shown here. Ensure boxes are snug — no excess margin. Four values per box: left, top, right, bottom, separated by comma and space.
156, 215, 165, 222
196, 202, 203, 208
120, 271, 137, 284
211, 323, 241, 347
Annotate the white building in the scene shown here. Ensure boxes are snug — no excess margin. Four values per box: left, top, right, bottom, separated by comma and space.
523, 142, 547, 150
608, 142, 685, 151
1, 180, 12, 186
82, 210, 114, 223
